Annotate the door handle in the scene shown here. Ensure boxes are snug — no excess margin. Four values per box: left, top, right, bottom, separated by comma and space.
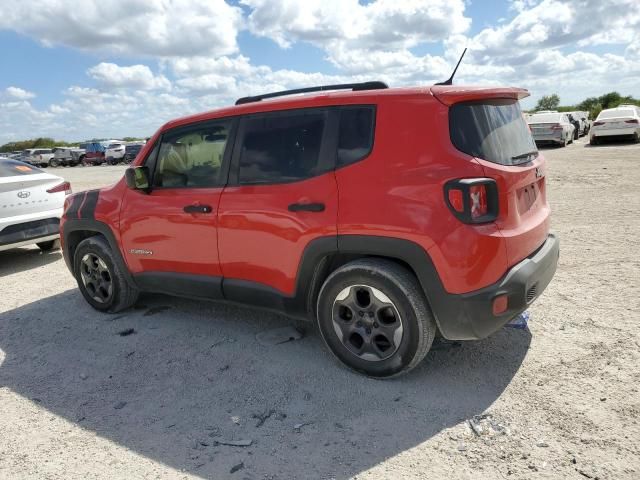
183, 204, 213, 214
288, 202, 325, 213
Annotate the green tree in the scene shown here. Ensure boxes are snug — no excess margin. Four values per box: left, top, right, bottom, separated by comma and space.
535, 94, 560, 111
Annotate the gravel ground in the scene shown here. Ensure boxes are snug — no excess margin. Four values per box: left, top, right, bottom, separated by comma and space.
1, 137, 639, 479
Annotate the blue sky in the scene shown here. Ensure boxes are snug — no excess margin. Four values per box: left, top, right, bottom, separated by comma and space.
0, 0, 638, 143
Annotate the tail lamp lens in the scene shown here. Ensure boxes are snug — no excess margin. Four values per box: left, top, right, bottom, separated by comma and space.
447, 189, 464, 213
47, 181, 72, 195
469, 184, 488, 219
625, 119, 639, 124
551, 124, 563, 130
593, 121, 604, 126
444, 178, 498, 224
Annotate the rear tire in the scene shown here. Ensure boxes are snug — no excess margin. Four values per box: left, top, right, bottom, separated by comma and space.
633, 132, 640, 144
590, 136, 599, 146
49, 159, 60, 168
316, 258, 436, 378
37, 239, 60, 251
74, 235, 139, 313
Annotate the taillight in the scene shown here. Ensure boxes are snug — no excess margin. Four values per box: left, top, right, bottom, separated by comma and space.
47, 181, 72, 195
625, 119, 639, 124
550, 124, 563, 130
444, 178, 498, 224
593, 121, 605, 126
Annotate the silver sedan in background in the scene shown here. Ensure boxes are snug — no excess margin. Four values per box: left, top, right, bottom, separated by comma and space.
527, 112, 576, 147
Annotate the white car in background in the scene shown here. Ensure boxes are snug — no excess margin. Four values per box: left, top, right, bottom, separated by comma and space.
23, 148, 55, 167
0, 157, 71, 252
105, 142, 126, 164
527, 112, 576, 147
590, 105, 640, 145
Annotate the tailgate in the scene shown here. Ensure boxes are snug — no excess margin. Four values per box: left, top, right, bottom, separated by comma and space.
478, 156, 550, 267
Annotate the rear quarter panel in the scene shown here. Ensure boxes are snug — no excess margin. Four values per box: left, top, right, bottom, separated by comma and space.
335, 94, 509, 294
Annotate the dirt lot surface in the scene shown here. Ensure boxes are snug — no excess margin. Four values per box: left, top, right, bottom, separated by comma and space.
1, 138, 639, 479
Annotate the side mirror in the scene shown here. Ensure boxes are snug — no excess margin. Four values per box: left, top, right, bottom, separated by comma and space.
125, 166, 151, 191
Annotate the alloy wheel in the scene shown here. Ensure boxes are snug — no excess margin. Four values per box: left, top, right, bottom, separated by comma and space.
80, 253, 113, 304
331, 285, 404, 362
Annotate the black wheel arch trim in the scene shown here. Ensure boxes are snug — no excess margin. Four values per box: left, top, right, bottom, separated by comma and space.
62, 218, 137, 289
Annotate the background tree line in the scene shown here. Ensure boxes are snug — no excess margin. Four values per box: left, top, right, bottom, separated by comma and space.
532, 92, 640, 119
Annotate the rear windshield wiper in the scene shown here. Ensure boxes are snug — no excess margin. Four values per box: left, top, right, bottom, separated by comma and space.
511, 151, 539, 162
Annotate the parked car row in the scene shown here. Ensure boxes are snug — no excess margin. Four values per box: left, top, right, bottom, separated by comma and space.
2, 140, 146, 167
527, 105, 640, 147
526, 110, 590, 147
527, 112, 577, 147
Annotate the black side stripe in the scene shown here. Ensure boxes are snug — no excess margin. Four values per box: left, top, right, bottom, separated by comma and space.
65, 193, 83, 218
79, 190, 99, 219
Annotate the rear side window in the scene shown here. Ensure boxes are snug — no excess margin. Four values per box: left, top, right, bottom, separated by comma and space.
238, 110, 328, 184
450, 99, 538, 166
0, 159, 42, 177
337, 107, 375, 167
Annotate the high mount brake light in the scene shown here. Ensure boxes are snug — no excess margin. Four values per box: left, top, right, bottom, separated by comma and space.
444, 179, 498, 224
47, 181, 72, 195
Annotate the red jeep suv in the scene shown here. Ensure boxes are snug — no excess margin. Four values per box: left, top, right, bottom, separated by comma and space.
61, 81, 559, 377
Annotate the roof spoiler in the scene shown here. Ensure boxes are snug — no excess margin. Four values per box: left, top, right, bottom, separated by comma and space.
235, 81, 389, 105
430, 86, 530, 105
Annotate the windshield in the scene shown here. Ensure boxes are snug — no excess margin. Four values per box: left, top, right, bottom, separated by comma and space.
529, 113, 562, 123
598, 109, 634, 119
450, 99, 538, 166
0, 159, 42, 177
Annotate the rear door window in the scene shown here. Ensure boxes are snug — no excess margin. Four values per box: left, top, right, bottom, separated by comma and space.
450, 99, 538, 166
237, 109, 331, 184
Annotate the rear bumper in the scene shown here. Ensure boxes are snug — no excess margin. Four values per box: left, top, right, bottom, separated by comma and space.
433, 234, 559, 340
532, 134, 564, 145
0, 218, 60, 251
592, 127, 639, 137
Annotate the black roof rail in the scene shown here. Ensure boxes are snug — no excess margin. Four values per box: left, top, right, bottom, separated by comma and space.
235, 81, 389, 105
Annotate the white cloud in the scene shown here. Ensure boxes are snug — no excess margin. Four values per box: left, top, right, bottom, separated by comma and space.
242, 0, 470, 50
5, 87, 36, 100
0, 0, 243, 57
88, 63, 171, 90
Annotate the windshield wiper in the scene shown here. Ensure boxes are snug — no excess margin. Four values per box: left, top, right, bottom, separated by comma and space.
511, 151, 539, 161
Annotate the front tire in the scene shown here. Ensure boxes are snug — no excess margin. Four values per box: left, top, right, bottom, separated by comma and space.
316, 259, 436, 378
74, 235, 139, 313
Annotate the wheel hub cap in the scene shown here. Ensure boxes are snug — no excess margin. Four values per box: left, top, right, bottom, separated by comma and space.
331, 285, 403, 362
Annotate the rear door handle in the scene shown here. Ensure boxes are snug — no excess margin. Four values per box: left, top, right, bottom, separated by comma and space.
288, 202, 325, 213
183, 204, 213, 214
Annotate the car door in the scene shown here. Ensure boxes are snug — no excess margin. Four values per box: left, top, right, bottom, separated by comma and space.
120, 118, 236, 297
218, 107, 339, 298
